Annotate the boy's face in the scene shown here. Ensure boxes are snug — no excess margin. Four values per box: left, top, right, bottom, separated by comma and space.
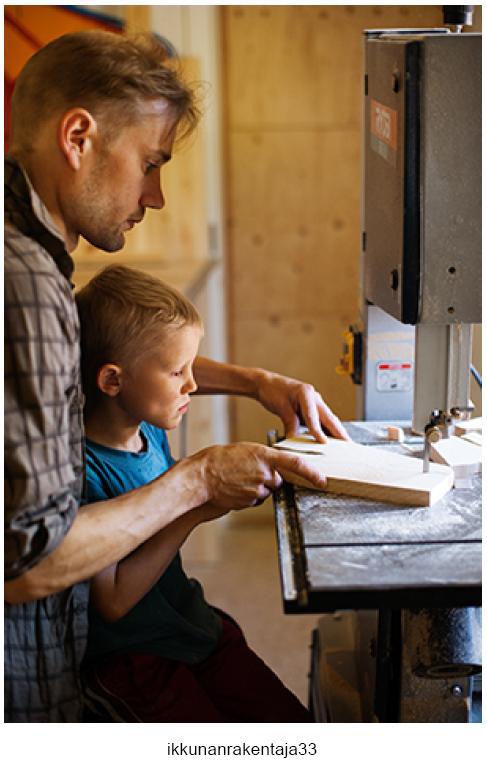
116, 324, 202, 430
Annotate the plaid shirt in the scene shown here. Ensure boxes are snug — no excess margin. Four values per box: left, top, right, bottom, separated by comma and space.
4, 157, 89, 722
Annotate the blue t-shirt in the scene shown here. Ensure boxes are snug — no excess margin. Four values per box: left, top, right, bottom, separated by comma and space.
84, 422, 221, 665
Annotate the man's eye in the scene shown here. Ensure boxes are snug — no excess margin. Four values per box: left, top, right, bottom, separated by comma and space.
144, 163, 158, 174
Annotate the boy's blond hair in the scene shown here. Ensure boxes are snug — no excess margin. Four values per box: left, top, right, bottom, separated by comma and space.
76, 265, 202, 409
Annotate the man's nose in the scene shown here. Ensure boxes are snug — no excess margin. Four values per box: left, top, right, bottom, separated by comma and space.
142, 174, 165, 210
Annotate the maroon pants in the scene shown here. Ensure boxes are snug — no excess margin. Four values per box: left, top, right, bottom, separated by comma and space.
84, 618, 311, 722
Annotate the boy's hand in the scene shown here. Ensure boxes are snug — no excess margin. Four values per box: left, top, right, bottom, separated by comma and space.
252, 369, 350, 443
192, 442, 327, 510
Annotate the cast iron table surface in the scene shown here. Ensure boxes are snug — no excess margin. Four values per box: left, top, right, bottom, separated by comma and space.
272, 422, 482, 613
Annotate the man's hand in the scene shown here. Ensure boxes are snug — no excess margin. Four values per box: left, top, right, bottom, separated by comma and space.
191, 442, 327, 510
253, 369, 350, 442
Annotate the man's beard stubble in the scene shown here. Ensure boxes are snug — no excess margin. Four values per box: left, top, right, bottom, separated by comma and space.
76, 155, 126, 253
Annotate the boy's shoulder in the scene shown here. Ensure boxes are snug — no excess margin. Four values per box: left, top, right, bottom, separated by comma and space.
139, 422, 175, 468
83, 423, 171, 466
84, 423, 174, 502
140, 421, 171, 454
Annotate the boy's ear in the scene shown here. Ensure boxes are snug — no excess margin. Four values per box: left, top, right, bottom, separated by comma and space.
96, 364, 123, 397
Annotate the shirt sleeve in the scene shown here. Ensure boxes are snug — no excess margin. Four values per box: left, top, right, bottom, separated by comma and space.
4, 260, 83, 580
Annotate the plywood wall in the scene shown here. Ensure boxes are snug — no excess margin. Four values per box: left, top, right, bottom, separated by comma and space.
222, 5, 443, 444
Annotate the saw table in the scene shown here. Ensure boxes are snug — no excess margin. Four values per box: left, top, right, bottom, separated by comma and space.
270, 421, 482, 722
271, 421, 481, 612
312, 22, 482, 722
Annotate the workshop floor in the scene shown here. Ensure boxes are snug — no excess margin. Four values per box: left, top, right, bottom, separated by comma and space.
181, 502, 320, 709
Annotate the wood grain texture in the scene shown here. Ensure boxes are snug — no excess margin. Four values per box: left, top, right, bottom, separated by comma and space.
454, 416, 483, 435
461, 432, 482, 447
224, 5, 442, 129
232, 316, 357, 443
223, 5, 443, 441
227, 130, 360, 320
124, 5, 151, 34
274, 435, 453, 507
430, 437, 482, 478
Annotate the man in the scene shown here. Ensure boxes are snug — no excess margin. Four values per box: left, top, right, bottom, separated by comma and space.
4, 30, 348, 722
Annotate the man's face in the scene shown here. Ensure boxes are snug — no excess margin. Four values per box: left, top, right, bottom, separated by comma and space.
115, 324, 202, 431
70, 100, 177, 252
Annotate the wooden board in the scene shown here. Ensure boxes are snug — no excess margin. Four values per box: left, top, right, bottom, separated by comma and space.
461, 431, 482, 447
454, 416, 483, 436
430, 436, 482, 478
274, 435, 453, 508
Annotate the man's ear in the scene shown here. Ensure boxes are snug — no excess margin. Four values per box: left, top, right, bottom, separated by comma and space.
96, 364, 123, 397
58, 108, 97, 170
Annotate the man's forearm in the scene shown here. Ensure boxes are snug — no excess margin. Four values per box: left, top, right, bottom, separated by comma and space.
4, 458, 208, 604
5, 441, 330, 604
194, 356, 266, 396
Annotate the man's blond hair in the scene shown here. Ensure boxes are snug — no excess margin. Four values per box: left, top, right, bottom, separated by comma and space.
10, 30, 200, 154
76, 265, 202, 409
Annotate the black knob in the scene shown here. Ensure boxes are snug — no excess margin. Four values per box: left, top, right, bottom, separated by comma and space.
442, 5, 474, 27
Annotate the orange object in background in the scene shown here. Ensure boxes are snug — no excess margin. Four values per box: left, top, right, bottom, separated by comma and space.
4, 5, 123, 151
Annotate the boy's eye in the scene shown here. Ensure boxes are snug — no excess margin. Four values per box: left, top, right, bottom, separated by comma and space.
171, 370, 183, 377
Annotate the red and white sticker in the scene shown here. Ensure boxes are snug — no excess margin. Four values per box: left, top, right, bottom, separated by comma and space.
376, 361, 413, 392
370, 99, 397, 149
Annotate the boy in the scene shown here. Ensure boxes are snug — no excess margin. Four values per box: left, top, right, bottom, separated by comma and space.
76, 264, 311, 722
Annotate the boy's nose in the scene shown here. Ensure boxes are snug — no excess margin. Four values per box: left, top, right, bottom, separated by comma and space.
184, 376, 198, 394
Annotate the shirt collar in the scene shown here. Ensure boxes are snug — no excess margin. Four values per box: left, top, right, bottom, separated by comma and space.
4, 156, 75, 283
22, 168, 67, 245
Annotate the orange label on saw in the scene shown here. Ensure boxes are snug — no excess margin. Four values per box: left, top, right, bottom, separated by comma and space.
370, 99, 397, 150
